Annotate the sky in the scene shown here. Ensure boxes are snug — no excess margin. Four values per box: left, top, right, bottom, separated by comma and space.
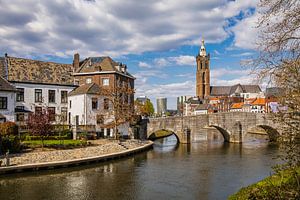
0, 0, 263, 110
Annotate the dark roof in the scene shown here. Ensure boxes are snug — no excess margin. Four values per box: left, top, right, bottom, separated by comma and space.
210, 86, 232, 96
68, 83, 100, 96
76, 56, 135, 79
0, 56, 74, 86
266, 87, 284, 97
195, 104, 209, 110
186, 97, 202, 104
0, 76, 17, 92
210, 84, 261, 96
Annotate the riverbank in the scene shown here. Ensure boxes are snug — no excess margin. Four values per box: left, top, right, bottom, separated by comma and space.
0, 139, 153, 174
229, 167, 300, 200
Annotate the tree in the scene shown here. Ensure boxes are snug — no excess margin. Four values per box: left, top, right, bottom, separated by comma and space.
253, 0, 300, 170
144, 99, 155, 116
135, 99, 154, 117
27, 108, 53, 148
99, 84, 135, 139
0, 122, 19, 154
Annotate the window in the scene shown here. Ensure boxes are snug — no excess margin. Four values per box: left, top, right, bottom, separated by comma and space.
69, 100, 72, 108
16, 106, 24, 111
16, 113, 25, 122
61, 91, 68, 103
0, 97, 7, 109
86, 78, 92, 84
35, 106, 42, 114
104, 98, 109, 110
35, 89, 42, 102
61, 107, 67, 122
48, 90, 55, 103
96, 114, 104, 124
92, 98, 98, 110
47, 107, 56, 121
16, 88, 24, 102
102, 78, 109, 86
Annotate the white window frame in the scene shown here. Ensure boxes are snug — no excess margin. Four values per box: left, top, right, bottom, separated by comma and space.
86, 78, 92, 84
102, 78, 110, 86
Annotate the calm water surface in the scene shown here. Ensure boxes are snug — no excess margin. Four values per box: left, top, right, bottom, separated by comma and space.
0, 135, 279, 200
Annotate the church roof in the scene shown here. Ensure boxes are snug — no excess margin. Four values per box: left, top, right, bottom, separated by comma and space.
210, 84, 261, 96
0, 56, 74, 86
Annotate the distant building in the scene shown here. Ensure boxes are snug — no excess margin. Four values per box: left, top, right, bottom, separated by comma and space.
156, 97, 167, 116
177, 95, 192, 115
136, 96, 149, 105
184, 97, 202, 116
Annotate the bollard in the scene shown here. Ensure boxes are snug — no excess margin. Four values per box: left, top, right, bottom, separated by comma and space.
5, 150, 10, 166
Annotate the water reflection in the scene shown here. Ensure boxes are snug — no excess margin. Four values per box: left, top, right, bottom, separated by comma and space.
0, 137, 279, 200
153, 134, 179, 152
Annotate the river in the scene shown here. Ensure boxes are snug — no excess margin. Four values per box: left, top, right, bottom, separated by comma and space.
0, 135, 279, 200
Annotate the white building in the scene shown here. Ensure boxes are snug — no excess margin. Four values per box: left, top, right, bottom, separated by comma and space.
0, 55, 76, 124
0, 76, 16, 122
68, 83, 129, 138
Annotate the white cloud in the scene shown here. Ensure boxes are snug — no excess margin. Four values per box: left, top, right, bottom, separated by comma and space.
0, 0, 258, 57
138, 61, 151, 68
154, 58, 170, 67
211, 68, 251, 79
231, 52, 254, 57
169, 55, 195, 66
230, 11, 259, 50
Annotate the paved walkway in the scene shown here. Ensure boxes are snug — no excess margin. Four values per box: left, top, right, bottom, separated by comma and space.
1, 140, 150, 166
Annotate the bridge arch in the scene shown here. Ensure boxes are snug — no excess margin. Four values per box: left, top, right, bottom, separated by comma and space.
208, 125, 231, 143
148, 129, 180, 143
247, 125, 280, 142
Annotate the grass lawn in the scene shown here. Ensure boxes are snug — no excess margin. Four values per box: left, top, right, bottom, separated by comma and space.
229, 167, 300, 200
23, 139, 87, 149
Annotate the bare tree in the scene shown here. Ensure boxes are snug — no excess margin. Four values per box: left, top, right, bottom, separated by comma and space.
99, 84, 135, 139
252, 0, 300, 170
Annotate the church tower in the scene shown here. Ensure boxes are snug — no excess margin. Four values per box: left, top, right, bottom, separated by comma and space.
196, 39, 210, 98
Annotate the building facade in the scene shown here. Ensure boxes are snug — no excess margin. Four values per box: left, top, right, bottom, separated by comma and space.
0, 76, 16, 122
0, 55, 76, 125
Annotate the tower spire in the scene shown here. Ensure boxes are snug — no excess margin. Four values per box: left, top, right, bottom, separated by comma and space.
199, 38, 206, 57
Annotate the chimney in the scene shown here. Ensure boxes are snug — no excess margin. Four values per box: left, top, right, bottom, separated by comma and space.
73, 53, 80, 72
121, 64, 127, 73
4, 53, 8, 80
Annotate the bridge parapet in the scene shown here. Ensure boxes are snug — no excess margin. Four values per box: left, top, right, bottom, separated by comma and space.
147, 112, 281, 143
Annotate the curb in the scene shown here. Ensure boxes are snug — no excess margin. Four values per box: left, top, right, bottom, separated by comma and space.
0, 141, 153, 174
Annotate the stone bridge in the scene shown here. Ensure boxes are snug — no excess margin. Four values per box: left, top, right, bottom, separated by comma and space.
147, 112, 281, 143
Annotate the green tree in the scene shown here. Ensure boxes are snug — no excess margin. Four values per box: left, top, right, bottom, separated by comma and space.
0, 122, 19, 154
135, 99, 154, 117
143, 99, 154, 116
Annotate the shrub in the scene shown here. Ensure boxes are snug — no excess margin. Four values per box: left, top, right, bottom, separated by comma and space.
0, 122, 20, 154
